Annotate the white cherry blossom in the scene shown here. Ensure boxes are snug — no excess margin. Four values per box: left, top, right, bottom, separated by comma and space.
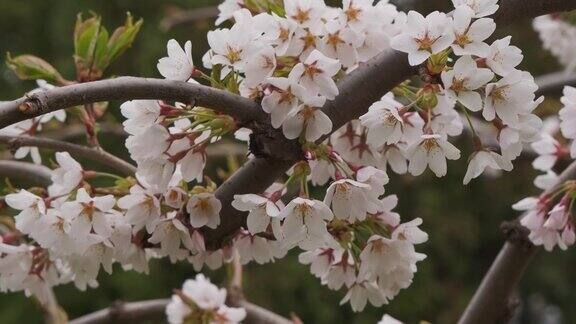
5, 190, 46, 235
452, 0, 499, 18
186, 192, 222, 229
451, 5, 496, 56
282, 104, 333, 142
49, 152, 84, 196
441, 55, 494, 112
279, 197, 334, 250
288, 49, 342, 99
406, 134, 461, 177
484, 37, 523, 77
232, 194, 282, 235
157, 39, 194, 81
391, 11, 455, 66
324, 179, 381, 222
463, 150, 512, 185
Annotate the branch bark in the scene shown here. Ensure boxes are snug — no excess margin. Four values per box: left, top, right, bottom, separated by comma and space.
69, 298, 292, 324
0, 135, 136, 176
0, 160, 52, 186
0, 76, 267, 129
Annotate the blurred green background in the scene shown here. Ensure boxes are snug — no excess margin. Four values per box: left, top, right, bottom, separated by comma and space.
0, 0, 573, 323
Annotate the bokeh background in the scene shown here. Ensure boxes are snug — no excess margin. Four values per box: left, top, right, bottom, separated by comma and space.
0, 0, 573, 323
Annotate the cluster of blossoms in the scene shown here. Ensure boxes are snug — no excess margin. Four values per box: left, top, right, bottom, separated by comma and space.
513, 86, 576, 251
166, 274, 246, 324
534, 12, 576, 71
0, 0, 556, 316
378, 0, 542, 185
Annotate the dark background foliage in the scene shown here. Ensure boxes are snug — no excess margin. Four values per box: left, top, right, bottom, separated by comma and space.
0, 1, 572, 323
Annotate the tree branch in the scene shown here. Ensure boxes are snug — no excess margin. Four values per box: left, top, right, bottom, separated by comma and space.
0, 76, 267, 129
0, 135, 136, 176
69, 298, 292, 324
0, 160, 52, 186
458, 161, 576, 324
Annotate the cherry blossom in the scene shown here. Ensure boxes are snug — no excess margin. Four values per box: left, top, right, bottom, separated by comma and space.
323, 179, 381, 222
391, 11, 454, 66
451, 5, 496, 56
48, 152, 84, 196
231, 194, 282, 235
166, 274, 246, 324
282, 104, 333, 142
559, 86, 576, 157
484, 36, 523, 77
5, 190, 46, 235
288, 49, 341, 99
452, 0, 499, 18
441, 55, 494, 111
406, 134, 461, 177
186, 192, 222, 229
463, 150, 512, 185
157, 39, 195, 81
359, 95, 406, 146
278, 197, 334, 249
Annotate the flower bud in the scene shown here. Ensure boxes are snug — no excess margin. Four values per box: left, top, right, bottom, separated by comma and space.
417, 85, 439, 110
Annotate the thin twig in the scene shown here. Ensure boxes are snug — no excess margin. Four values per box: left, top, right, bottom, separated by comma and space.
0, 135, 136, 176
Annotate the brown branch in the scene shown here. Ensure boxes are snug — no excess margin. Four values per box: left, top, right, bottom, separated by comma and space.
0, 160, 51, 186
0, 135, 136, 176
458, 160, 576, 324
0, 76, 267, 129
69, 298, 292, 324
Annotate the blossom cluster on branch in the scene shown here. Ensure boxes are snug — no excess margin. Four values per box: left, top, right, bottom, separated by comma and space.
513, 86, 576, 251
166, 274, 246, 324
1, 0, 574, 321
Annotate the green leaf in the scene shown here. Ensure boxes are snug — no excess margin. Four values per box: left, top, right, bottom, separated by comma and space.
97, 12, 143, 70
6, 53, 64, 83
73, 13, 103, 79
